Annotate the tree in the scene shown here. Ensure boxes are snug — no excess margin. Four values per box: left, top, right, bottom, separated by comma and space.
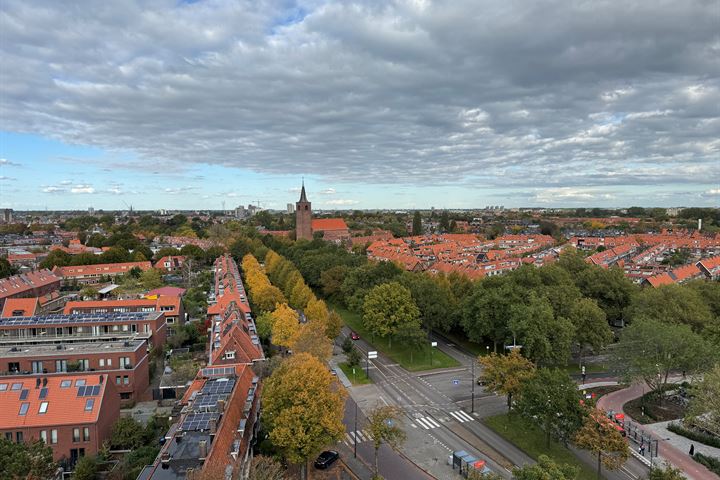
341, 336, 354, 355
516, 368, 586, 446
291, 324, 333, 361
461, 276, 516, 352
399, 272, 454, 333
367, 406, 406, 478
256, 312, 274, 341
140, 268, 163, 290
479, 350, 536, 412
568, 298, 612, 356
624, 284, 712, 332
325, 311, 343, 340
685, 363, 720, 434
613, 318, 717, 394
509, 294, 575, 365
648, 464, 685, 480
109, 417, 145, 449
320, 265, 348, 300
248, 455, 286, 480
304, 297, 329, 327
72, 455, 98, 480
394, 321, 426, 363
362, 282, 420, 347
412, 211, 422, 235
271, 304, 301, 349
0, 438, 56, 480
263, 353, 347, 480
347, 347, 362, 367
0, 257, 16, 278
79, 286, 99, 300
439, 211, 450, 232
574, 409, 629, 479
512, 455, 579, 480
253, 284, 287, 313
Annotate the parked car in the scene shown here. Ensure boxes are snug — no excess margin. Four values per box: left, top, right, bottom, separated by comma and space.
350, 331, 360, 340
314, 450, 339, 469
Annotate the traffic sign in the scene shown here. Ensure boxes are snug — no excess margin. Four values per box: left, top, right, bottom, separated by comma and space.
368, 351, 378, 359
452, 379, 459, 385
431, 341, 438, 347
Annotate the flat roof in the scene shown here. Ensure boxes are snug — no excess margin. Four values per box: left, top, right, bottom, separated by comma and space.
0, 339, 146, 358
0, 311, 163, 327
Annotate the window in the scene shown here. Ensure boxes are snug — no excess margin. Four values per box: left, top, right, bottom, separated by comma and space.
106, 358, 112, 367
119, 357, 131, 368
75, 379, 86, 387
38, 402, 48, 414
31, 361, 43, 374
120, 392, 131, 400
5, 432, 11, 441
84, 399, 94, 411
123, 376, 129, 385
56, 360, 67, 373
79, 359, 89, 371
40, 431, 47, 443
141, 307, 154, 312
167, 317, 175, 324
73, 428, 80, 442
99, 359, 105, 367
0, 384, 7, 391
10, 383, 22, 391
8, 362, 20, 372
51, 429, 57, 444
16, 431, 23, 443
115, 376, 121, 385
225, 351, 235, 360
83, 427, 90, 442
60, 380, 72, 388
19, 403, 29, 415
19, 389, 29, 400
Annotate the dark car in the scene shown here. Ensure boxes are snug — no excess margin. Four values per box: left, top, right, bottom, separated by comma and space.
350, 331, 360, 340
314, 450, 339, 469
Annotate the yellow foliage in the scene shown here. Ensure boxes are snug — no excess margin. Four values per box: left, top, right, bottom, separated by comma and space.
291, 324, 333, 361
271, 303, 301, 348
289, 281, 313, 310
304, 297, 329, 325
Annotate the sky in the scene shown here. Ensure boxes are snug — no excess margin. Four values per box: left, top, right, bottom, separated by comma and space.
0, 0, 718, 211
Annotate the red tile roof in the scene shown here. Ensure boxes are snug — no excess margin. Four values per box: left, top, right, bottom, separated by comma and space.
0, 375, 107, 428
311, 218, 348, 231
1, 297, 40, 317
146, 286, 187, 297
0, 270, 62, 301
53, 261, 152, 277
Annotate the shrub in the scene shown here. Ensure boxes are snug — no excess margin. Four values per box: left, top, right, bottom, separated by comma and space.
693, 453, 720, 476
667, 423, 720, 449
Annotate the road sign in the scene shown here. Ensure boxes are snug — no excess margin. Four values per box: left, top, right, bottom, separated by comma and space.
431, 341, 438, 347
452, 379, 459, 385
368, 351, 378, 359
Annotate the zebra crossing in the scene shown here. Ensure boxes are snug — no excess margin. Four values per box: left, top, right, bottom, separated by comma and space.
341, 430, 373, 447
414, 416, 442, 429
448, 410, 474, 423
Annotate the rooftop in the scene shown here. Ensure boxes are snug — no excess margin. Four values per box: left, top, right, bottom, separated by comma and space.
0, 339, 146, 358
0, 311, 163, 327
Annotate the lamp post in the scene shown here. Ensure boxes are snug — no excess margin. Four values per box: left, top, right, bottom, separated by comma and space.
471, 358, 475, 413
354, 401, 358, 458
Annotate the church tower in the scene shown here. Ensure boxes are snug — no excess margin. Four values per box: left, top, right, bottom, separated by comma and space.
295, 182, 312, 240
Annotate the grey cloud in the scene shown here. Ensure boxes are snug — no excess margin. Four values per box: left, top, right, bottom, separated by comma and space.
1, 0, 718, 195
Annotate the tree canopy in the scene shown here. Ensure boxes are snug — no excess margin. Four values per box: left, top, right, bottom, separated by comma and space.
362, 282, 420, 346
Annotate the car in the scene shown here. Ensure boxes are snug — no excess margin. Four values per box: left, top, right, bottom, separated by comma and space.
314, 450, 339, 469
350, 331, 360, 340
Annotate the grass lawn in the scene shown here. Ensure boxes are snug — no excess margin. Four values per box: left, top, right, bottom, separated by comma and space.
331, 303, 460, 372
624, 392, 685, 424
557, 363, 608, 376
338, 362, 372, 385
484, 414, 597, 480
438, 329, 491, 357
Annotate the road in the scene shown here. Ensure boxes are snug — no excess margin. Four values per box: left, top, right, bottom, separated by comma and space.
340, 326, 651, 480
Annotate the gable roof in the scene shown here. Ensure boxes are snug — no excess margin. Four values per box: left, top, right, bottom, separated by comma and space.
0, 270, 62, 300
1, 297, 40, 317
311, 218, 348, 231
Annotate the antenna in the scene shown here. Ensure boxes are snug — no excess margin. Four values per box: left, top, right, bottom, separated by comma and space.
222, 201, 226, 212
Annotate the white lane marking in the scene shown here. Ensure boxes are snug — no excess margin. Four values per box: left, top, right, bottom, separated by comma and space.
415, 417, 432, 429
423, 416, 441, 428
356, 431, 367, 442
449, 411, 467, 422
345, 432, 354, 444
456, 410, 474, 422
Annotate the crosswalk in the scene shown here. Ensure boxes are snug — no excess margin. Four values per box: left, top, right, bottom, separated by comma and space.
448, 410, 474, 423
414, 416, 442, 429
341, 430, 373, 447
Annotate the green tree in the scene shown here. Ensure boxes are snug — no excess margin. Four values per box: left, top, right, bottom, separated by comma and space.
320, 265, 349, 300
574, 409, 629, 479
648, 464, 685, 480
341, 261, 403, 311
512, 455, 579, 480
439, 211, 450, 232
394, 321, 426, 363
256, 312, 274, 341
509, 294, 575, 365
72, 455, 98, 480
140, 268, 163, 290
0, 257, 16, 278
347, 347, 362, 367
399, 272, 454, 333
325, 311, 343, 340
263, 353, 346, 480
516, 368, 586, 446
461, 276, 516, 352
685, 363, 720, 434
613, 318, 716, 393
0, 438, 56, 480
109, 417, 145, 449
367, 406, 406, 478
412, 211, 422, 235
625, 284, 711, 332
568, 298, 612, 356
362, 282, 420, 347
479, 350, 536, 412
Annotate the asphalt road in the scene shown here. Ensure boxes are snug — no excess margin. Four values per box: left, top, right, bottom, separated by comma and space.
341, 327, 652, 480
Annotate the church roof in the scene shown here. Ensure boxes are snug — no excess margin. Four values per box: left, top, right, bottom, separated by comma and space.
299, 183, 308, 203
312, 218, 348, 231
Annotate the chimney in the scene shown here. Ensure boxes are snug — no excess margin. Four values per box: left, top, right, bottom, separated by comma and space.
160, 451, 170, 468
217, 399, 225, 413
209, 418, 217, 435
99, 375, 104, 384
36, 378, 41, 389
198, 440, 208, 459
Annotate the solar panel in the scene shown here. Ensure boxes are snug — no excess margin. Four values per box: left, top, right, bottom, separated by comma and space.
19, 389, 28, 400
39, 388, 48, 399
77, 386, 86, 397
181, 412, 218, 431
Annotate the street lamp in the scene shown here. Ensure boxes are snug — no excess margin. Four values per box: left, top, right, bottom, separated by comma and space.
354, 401, 358, 458
471, 358, 475, 414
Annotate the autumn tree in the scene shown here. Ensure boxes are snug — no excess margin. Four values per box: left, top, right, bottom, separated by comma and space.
325, 310, 343, 340
479, 350, 536, 412
648, 464, 685, 480
289, 281, 314, 310
254, 285, 287, 313
270, 304, 301, 349
263, 353, 347, 480
248, 455, 286, 480
291, 324, 333, 361
574, 409, 629, 479
362, 282, 420, 347
140, 268, 163, 290
367, 406, 406, 478
304, 297, 329, 326
516, 368, 586, 446
512, 455, 579, 480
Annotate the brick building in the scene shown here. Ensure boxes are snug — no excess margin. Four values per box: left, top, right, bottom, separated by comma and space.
52, 261, 153, 285
0, 270, 62, 309
0, 339, 149, 404
0, 374, 120, 468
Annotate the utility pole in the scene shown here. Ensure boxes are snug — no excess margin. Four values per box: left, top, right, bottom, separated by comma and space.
471, 358, 475, 414
354, 401, 358, 458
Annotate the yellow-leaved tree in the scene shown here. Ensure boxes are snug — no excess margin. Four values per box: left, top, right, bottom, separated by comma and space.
291, 324, 333, 362
574, 408, 629, 479
271, 303, 301, 348
263, 353, 347, 480
479, 349, 536, 412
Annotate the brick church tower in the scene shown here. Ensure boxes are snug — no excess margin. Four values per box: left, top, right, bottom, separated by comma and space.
295, 182, 312, 240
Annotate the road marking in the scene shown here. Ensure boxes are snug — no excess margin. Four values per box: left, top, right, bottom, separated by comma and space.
452, 410, 474, 422
356, 430, 367, 442
416, 417, 442, 429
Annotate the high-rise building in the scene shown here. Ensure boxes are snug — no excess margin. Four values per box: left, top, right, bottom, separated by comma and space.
1, 208, 13, 223
287, 203, 294, 214
295, 183, 312, 240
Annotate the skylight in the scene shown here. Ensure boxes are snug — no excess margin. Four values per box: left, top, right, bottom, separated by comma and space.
85, 398, 95, 411
60, 380, 72, 388
19, 403, 29, 415
39, 402, 48, 414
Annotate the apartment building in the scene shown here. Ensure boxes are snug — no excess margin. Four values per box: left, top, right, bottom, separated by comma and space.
52, 261, 152, 285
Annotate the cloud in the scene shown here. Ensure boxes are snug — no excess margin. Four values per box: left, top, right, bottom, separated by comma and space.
0, 0, 718, 199
59, 180, 73, 185
0, 158, 20, 167
319, 188, 336, 195
70, 184, 95, 194
0, 175, 16, 181
163, 186, 197, 195
324, 199, 360, 206
41, 185, 65, 194
705, 189, 720, 196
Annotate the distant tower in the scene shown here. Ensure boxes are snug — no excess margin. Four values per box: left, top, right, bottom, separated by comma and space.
296, 182, 312, 240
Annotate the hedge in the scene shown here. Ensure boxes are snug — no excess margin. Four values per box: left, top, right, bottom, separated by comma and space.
667, 422, 720, 449
693, 453, 720, 476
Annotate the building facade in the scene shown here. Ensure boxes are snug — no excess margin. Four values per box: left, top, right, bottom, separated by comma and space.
295, 184, 313, 241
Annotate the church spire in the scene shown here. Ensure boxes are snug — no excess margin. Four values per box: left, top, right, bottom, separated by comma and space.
299, 180, 308, 203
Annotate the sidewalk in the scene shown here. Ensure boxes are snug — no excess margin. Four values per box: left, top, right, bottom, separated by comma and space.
598, 383, 718, 480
